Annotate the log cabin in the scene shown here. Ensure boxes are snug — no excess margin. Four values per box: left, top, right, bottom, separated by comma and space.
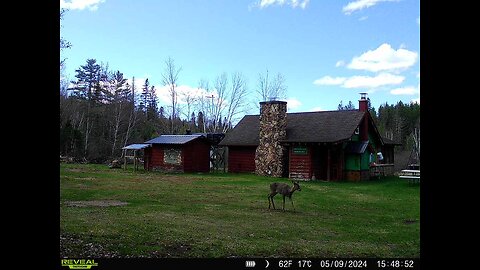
219, 94, 399, 181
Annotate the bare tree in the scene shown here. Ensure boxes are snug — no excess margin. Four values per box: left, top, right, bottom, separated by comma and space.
211, 73, 228, 132
412, 120, 420, 163
195, 79, 211, 133
257, 69, 287, 102
223, 72, 248, 133
60, 8, 72, 68
181, 88, 197, 124
161, 57, 182, 134
60, 63, 70, 97
108, 71, 129, 156
195, 73, 249, 133
123, 77, 138, 148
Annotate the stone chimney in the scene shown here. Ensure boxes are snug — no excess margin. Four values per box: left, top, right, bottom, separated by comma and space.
255, 101, 287, 177
358, 93, 369, 141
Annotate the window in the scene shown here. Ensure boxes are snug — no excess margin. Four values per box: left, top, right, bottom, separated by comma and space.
164, 148, 181, 164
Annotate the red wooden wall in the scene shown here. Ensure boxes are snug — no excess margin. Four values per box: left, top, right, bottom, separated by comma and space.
228, 146, 256, 173
289, 146, 312, 179
144, 145, 166, 170
183, 140, 211, 172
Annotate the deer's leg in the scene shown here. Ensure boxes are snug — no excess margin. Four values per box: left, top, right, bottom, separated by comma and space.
283, 196, 286, 211
268, 194, 272, 209
271, 194, 276, 209
291, 198, 295, 212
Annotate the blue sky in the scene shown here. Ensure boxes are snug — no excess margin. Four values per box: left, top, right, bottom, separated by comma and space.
60, 0, 420, 115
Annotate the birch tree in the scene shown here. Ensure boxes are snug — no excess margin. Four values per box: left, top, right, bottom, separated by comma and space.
123, 77, 138, 148
161, 57, 182, 134
108, 71, 129, 156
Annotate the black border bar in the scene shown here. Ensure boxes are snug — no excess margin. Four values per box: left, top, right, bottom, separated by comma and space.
58, 258, 420, 270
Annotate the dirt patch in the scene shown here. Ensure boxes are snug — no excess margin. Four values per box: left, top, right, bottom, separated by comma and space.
60, 233, 121, 258
404, 219, 417, 225
163, 243, 192, 257
64, 200, 129, 207
66, 168, 86, 173
73, 177, 96, 181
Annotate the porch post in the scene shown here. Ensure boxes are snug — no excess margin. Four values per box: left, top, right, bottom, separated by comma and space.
327, 147, 331, 181
123, 149, 127, 170
134, 150, 137, 171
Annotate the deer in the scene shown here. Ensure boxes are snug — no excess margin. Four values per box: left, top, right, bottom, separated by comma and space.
268, 180, 301, 211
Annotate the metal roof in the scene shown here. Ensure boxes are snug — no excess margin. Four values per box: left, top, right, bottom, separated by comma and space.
144, 134, 205, 145
122, 143, 151, 150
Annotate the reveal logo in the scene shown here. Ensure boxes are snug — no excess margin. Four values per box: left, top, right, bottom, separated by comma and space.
61, 259, 98, 269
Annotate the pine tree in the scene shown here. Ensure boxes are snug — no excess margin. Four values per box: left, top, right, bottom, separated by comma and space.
140, 78, 150, 115
70, 59, 104, 157
147, 85, 158, 120
71, 59, 102, 102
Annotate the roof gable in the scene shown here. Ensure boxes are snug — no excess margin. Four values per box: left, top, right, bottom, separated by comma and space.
218, 115, 259, 146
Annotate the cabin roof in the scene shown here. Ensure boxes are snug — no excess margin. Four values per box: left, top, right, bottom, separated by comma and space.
219, 110, 366, 146
144, 134, 205, 145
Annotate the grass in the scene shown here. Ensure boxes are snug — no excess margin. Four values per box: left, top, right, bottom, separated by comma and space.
60, 163, 420, 258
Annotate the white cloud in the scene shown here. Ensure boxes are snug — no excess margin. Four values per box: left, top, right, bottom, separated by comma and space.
299, 0, 309, 9
416, 16, 420, 26
347, 43, 418, 72
60, 0, 105, 11
335, 60, 345, 67
313, 76, 346, 85
125, 77, 216, 109
359, 16, 368, 21
342, 0, 397, 15
253, 0, 310, 9
286, 98, 302, 110
343, 73, 404, 88
390, 86, 418, 95
309, 106, 324, 112
390, 83, 420, 105
314, 73, 404, 89
156, 84, 216, 106
411, 97, 420, 104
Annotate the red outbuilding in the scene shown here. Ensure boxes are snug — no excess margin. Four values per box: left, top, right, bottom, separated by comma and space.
143, 134, 211, 173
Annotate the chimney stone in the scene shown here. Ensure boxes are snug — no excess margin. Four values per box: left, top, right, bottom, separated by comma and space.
255, 101, 287, 177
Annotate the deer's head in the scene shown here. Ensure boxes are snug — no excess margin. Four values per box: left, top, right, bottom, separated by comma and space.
292, 181, 301, 192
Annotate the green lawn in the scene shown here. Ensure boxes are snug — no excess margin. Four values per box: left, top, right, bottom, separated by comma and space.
60, 163, 420, 258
